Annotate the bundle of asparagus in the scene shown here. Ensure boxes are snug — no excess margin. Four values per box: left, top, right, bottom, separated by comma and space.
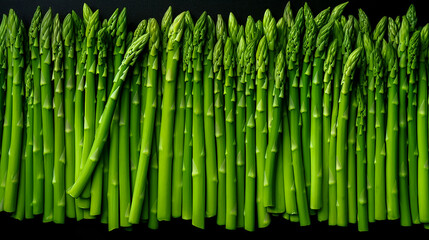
0, 1, 428, 233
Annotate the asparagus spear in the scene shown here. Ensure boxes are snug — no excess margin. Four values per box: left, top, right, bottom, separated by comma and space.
4, 11, 24, 213
62, 13, 76, 219
129, 20, 146, 192
181, 11, 194, 220
24, 64, 33, 219
71, 10, 85, 219
336, 47, 362, 227
286, 7, 310, 226
309, 17, 334, 211
320, 38, 337, 221
243, 37, 257, 231
202, 15, 217, 219
213, 15, 226, 226
0, 12, 11, 213
39, 8, 55, 222
356, 68, 368, 231
407, 29, 425, 224
417, 24, 429, 224
0, 15, 6, 170
255, 35, 270, 228
90, 25, 108, 216
224, 37, 237, 230
27, 8, 45, 215
191, 12, 208, 228
51, 14, 66, 223
129, 18, 160, 224
157, 11, 186, 222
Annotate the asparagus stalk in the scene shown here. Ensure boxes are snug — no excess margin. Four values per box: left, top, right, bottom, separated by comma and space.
286, 7, 310, 226
4, 11, 24, 212
129, 20, 146, 192
191, 12, 208, 228
90, 25, 108, 216
62, 13, 76, 219
0, 12, 11, 213
181, 11, 194, 220
157, 11, 186, 222
39, 9, 54, 222
71, 10, 85, 219
28, 8, 44, 215
336, 47, 362, 227
407, 29, 425, 224
362, 32, 375, 222
24, 64, 34, 219
417, 24, 429, 224
300, 4, 316, 202
51, 14, 66, 223
202, 15, 217, 218
0, 15, 6, 172
224, 37, 237, 230
129, 18, 160, 224
320, 38, 337, 221
214, 15, 226, 225
310, 17, 334, 211
356, 70, 369, 231
255, 35, 270, 228
244, 37, 257, 231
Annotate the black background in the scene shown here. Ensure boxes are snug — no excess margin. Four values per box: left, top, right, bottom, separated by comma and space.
1, 0, 429, 238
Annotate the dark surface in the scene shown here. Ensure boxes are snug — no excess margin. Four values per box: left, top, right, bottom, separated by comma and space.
1, 0, 429, 237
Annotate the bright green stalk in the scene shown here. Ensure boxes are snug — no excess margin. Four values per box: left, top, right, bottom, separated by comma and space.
374, 43, 387, 221
191, 12, 208, 229
28, 8, 44, 215
4, 12, 24, 212
172, 60, 185, 218
286, 7, 310, 226
356, 74, 368, 231
130, 20, 147, 191
0, 15, 6, 171
264, 50, 285, 211
24, 64, 33, 219
62, 13, 76, 219
71, 10, 85, 219
300, 5, 316, 202
202, 16, 217, 218
89, 26, 108, 216
129, 18, 160, 224
255, 36, 270, 228
417, 24, 429, 224
224, 37, 237, 230
40, 9, 54, 222
0, 13, 11, 213
320, 38, 337, 221
385, 18, 401, 222
80, 10, 100, 208
362, 32, 375, 222
181, 12, 194, 221
310, 18, 334, 211
348, 86, 358, 225
236, 36, 246, 223
314, 6, 330, 30
243, 38, 257, 231
336, 47, 362, 227
51, 14, 66, 223
399, 17, 413, 224
406, 4, 417, 33
407, 29, 425, 224
213, 16, 226, 226
157, 11, 186, 222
